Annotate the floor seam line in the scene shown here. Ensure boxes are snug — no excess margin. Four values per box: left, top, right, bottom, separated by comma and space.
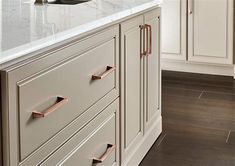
157, 134, 167, 147
226, 130, 231, 143
198, 91, 204, 99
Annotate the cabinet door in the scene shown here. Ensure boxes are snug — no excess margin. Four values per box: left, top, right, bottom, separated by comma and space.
144, 9, 161, 131
120, 16, 144, 163
161, 0, 187, 60
188, 0, 233, 64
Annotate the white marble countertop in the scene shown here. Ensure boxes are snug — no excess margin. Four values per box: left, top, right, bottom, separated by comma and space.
0, 0, 162, 68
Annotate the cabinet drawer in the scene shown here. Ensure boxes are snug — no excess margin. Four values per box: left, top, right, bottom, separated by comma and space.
17, 32, 119, 160
41, 99, 119, 166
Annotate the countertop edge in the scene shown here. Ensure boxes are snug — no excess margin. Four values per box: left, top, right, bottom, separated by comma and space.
0, 2, 161, 70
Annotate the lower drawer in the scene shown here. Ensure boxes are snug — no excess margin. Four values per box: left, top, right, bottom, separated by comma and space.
41, 99, 119, 166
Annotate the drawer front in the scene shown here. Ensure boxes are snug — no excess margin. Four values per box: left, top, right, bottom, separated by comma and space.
41, 99, 119, 166
18, 35, 119, 160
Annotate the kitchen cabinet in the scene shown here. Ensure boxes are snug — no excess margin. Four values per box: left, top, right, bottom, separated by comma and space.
161, 0, 234, 75
1, 25, 120, 166
120, 8, 162, 166
0, 6, 162, 166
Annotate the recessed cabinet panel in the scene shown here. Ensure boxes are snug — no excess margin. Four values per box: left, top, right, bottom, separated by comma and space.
188, 0, 233, 64
161, 0, 187, 60
194, 0, 226, 57
124, 26, 142, 148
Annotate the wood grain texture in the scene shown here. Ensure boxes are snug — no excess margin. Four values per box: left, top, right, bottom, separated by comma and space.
140, 71, 235, 166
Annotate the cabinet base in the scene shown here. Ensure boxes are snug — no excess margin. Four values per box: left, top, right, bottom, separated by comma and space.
122, 116, 162, 166
162, 59, 234, 77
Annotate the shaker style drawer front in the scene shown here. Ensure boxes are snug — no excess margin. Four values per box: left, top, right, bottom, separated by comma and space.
18, 37, 118, 160
41, 99, 119, 166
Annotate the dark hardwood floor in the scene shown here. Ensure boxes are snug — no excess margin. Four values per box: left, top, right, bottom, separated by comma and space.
140, 71, 235, 166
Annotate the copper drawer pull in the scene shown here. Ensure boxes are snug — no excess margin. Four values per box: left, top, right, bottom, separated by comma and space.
32, 97, 68, 118
93, 144, 116, 163
145, 24, 152, 55
92, 66, 115, 80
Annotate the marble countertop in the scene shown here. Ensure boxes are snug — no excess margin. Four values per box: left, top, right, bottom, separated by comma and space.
0, 0, 162, 68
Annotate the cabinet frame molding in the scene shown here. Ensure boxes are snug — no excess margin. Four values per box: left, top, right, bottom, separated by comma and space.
188, 0, 233, 64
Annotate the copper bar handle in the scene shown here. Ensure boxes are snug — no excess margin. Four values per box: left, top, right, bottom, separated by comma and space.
145, 24, 149, 56
139, 25, 145, 57
146, 24, 152, 55
92, 66, 115, 80
188, 0, 193, 14
93, 144, 116, 163
32, 97, 68, 118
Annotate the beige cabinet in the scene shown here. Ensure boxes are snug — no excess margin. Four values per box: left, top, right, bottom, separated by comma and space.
0, 7, 162, 166
162, 0, 234, 69
120, 8, 162, 166
161, 0, 187, 60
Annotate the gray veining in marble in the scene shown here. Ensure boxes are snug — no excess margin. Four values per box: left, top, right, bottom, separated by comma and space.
0, 0, 162, 67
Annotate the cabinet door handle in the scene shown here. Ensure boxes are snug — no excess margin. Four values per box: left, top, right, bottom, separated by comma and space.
93, 144, 116, 163
145, 24, 149, 56
188, 0, 194, 14
32, 97, 68, 118
92, 66, 115, 80
145, 24, 152, 55
139, 25, 145, 56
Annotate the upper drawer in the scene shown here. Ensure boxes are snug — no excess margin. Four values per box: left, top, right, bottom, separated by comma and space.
0, 26, 119, 163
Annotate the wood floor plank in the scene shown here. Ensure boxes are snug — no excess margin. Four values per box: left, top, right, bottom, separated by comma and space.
162, 87, 202, 98
201, 91, 235, 101
163, 80, 235, 94
163, 96, 235, 131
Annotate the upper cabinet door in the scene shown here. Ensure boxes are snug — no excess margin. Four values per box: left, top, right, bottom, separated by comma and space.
120, 15, 144, 164
161, 0, 187, 60
144, 9, 161, 131
188, 0, 233, 64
